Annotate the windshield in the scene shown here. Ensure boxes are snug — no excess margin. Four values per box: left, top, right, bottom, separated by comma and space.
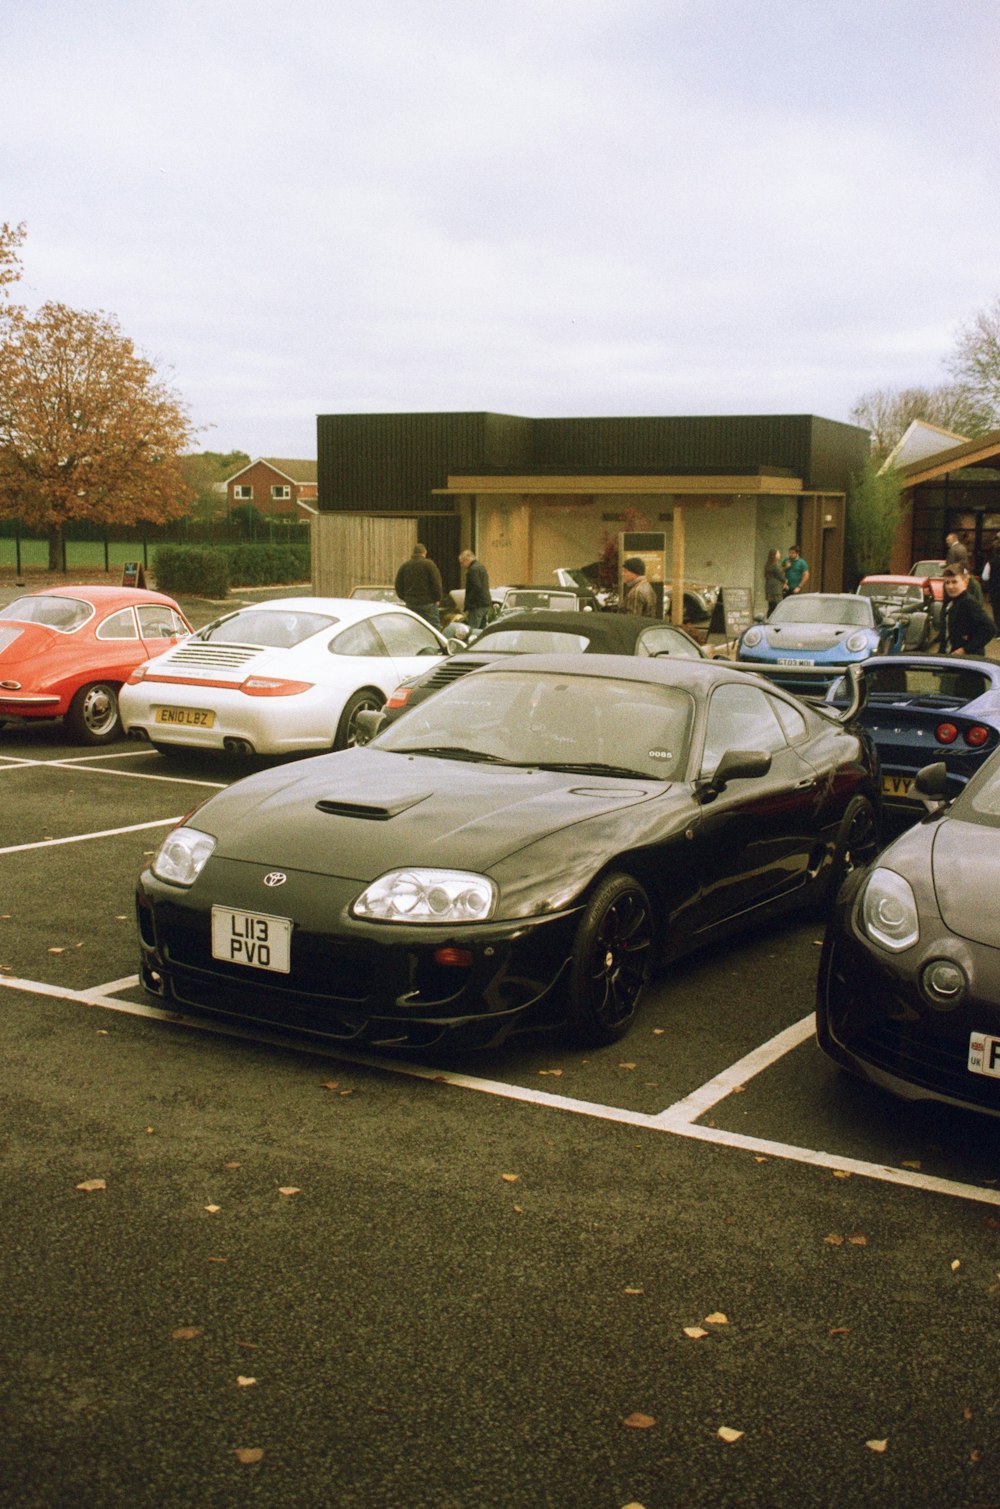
373, 668, 695, 779
954, 751, 1000, 824
857, 582, 924, 606
195, 608, 337, 649
0, 595, 94, 631
772, 596, 871, 627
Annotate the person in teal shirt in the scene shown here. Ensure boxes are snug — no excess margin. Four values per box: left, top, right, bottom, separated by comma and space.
782, 545, 810, 595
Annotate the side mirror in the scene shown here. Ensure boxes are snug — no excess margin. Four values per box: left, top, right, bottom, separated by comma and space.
696, 747, 772, 799
914, 760, 950, 813
353, 708, 387, 746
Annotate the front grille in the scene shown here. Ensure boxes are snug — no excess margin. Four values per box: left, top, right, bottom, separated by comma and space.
848, 1017, 1000, 1110
160, 906, 373, 1003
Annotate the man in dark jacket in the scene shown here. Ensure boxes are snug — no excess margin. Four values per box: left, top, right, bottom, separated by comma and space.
458, 549, 491, 630
395, 544, 443, 628
940, 566, 995, 656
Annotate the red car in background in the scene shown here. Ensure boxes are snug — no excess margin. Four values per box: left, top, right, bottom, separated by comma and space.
0, 585, 191, 744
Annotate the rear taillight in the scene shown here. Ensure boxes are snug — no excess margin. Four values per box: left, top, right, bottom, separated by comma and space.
239, 677, 313, 697
935, 722, 958, 745
965, 725, 991, 747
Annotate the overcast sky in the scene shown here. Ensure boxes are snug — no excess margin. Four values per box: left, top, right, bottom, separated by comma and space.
4, 0, 998, 458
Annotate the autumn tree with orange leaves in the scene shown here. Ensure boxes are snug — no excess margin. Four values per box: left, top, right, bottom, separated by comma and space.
0, 224, 195, 568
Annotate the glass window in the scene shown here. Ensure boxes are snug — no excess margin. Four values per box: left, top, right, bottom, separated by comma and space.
329, 620, 384, 657
137, 605, 188, 640
271, 485, 291, 500
701, 683, 789, 774
198, 608, 336, 648
0, 595, 94, 631
96, 608, 139, 641
234, 485, 253, 500
636, 626, 704, 659
770, 694, 808, 742
474, 629, 590, 654
371, 611, 443, 657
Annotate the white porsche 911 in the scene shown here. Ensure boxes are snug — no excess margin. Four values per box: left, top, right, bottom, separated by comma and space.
119, 597, 453, 756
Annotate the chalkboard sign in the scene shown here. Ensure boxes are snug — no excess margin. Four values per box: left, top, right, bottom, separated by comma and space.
709, 587, 754, 642
121, 562, 146, 588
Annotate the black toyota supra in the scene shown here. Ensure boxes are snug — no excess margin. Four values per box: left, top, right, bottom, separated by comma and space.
137, 655, 879, 1050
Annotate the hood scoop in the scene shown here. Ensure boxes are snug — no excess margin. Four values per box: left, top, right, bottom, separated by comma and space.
315, 792, 432, 821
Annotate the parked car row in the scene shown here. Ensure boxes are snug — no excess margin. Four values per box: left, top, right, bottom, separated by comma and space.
4, 580, 1000, 1121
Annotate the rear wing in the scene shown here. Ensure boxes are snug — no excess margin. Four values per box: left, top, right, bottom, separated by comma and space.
726, 660, 866, 724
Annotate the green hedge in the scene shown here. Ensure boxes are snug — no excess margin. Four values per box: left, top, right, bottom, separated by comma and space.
153, 547, 231, 597
152, 543, 310, 596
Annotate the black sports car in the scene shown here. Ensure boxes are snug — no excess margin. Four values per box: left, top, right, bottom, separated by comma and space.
373, 609, 706, 732
818, 755, 1000, 1117
137, 655, 879, 1051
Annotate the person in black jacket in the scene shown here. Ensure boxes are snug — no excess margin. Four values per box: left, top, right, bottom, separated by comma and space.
394, 544, 443, 628
458, 549, 492, 630
939, 566, 996, 656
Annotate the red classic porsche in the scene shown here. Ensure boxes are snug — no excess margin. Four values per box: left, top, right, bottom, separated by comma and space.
0, 585, 191, 743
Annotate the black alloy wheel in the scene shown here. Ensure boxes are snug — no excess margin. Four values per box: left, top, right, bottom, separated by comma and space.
825, 795, 879, 906
565, 872, 654, 1045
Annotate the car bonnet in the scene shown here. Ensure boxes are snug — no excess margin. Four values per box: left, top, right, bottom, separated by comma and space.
197, 749, 672, 879
931, 818, 1000, 948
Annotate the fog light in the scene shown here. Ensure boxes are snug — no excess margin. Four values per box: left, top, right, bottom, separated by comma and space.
920, 959, 967, 1009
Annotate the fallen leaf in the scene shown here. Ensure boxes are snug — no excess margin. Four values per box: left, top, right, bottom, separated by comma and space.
233, 1447, 264, 1464
501, 1173, 519, 1183
705, 1312, 728, 1325
236, 1376, 257, 1387
824, 1233, 845, 1246
208, 1256, 228, 1264
963, 1407, 973, 1421
75, 1178, 106, 1192
97, 1029, 109, 1036
866, 1438, 888, 1453
652, 1027, 665, 1035
833, 1169, 852, 1180
829, 1327, 850, 1336
754, 1155, 768, 1163
951, 1259, 961, 1272
204, 1204, 221, 1214
901, 1160, 922, 1170
170, 1326, 203, 1341
622, 1412, 656, 1429
623, 1286, 644, 1295
512, 1204, 523, 1213
237, 1340, 259, 1350
538, 1068, 563, 1077
618, 1062, 637, 1070
278, 1186, 300, 1197
222, 1161, 241, 1170
718, 1426, 744, 1443
970, 1449, 981, 1463
320, 1081, 339, 1090
847, 1234, 868, 1247
731, 1083, 746, 1094
683, 1326, 709, 1339
339, 1089, 353, 1096
48, 947, 65, 954
145, 1126, 154, 1134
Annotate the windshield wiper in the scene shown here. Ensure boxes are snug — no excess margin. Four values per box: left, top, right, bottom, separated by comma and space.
534, 760, 656, 778
393, 745, 520, 764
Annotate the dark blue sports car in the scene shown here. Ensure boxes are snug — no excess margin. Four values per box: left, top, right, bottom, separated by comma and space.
826, 655, 1000, 814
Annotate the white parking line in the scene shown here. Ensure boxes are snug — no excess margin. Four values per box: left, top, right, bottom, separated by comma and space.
0, 818, 183, 855
0, 754, 225, 789
2, 971, 998, 1209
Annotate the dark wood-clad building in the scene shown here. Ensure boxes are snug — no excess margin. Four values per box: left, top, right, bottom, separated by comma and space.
313, 411, 871, 614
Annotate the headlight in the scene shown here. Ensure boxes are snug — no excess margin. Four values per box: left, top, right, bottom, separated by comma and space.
845, 631, 869, 653
859, 867, 919, 952
352, 868, 497, 923
152, 826, 217, 887
742, 627, 764, 649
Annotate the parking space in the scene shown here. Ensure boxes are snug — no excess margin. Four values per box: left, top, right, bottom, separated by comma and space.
4, 722, 1000, 1208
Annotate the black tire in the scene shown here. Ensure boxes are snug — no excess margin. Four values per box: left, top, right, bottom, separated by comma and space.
65, 682, 121, 744
334, 689, 385, 750
825, 796, 879, 907
564, 872, 654, 1045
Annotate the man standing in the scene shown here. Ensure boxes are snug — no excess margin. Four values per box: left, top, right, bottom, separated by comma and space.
939, 566, 995, 656
458, 548, 491, 631
394, 543, 443, 628
945, 531, 969, 570
620, 557, 657, 617
782, 545, 810, 595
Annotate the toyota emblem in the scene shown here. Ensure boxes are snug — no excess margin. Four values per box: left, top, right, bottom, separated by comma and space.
263, 871, 287, 887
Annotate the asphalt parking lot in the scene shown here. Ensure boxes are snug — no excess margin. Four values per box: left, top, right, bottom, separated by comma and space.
2, 592, 1000, 1506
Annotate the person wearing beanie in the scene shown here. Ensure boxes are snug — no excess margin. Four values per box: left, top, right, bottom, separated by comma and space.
621, 557, 657, 617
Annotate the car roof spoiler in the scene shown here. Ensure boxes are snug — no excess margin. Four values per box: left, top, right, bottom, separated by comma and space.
725, 661, 867, 723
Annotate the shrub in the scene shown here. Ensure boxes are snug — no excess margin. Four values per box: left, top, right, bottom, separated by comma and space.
153, 546, 231, 597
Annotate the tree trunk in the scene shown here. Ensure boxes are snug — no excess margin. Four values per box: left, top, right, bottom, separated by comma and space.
47, 523, 64, 572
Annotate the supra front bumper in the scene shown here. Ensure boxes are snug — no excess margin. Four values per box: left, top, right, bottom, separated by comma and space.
136, 874, 583, 1049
